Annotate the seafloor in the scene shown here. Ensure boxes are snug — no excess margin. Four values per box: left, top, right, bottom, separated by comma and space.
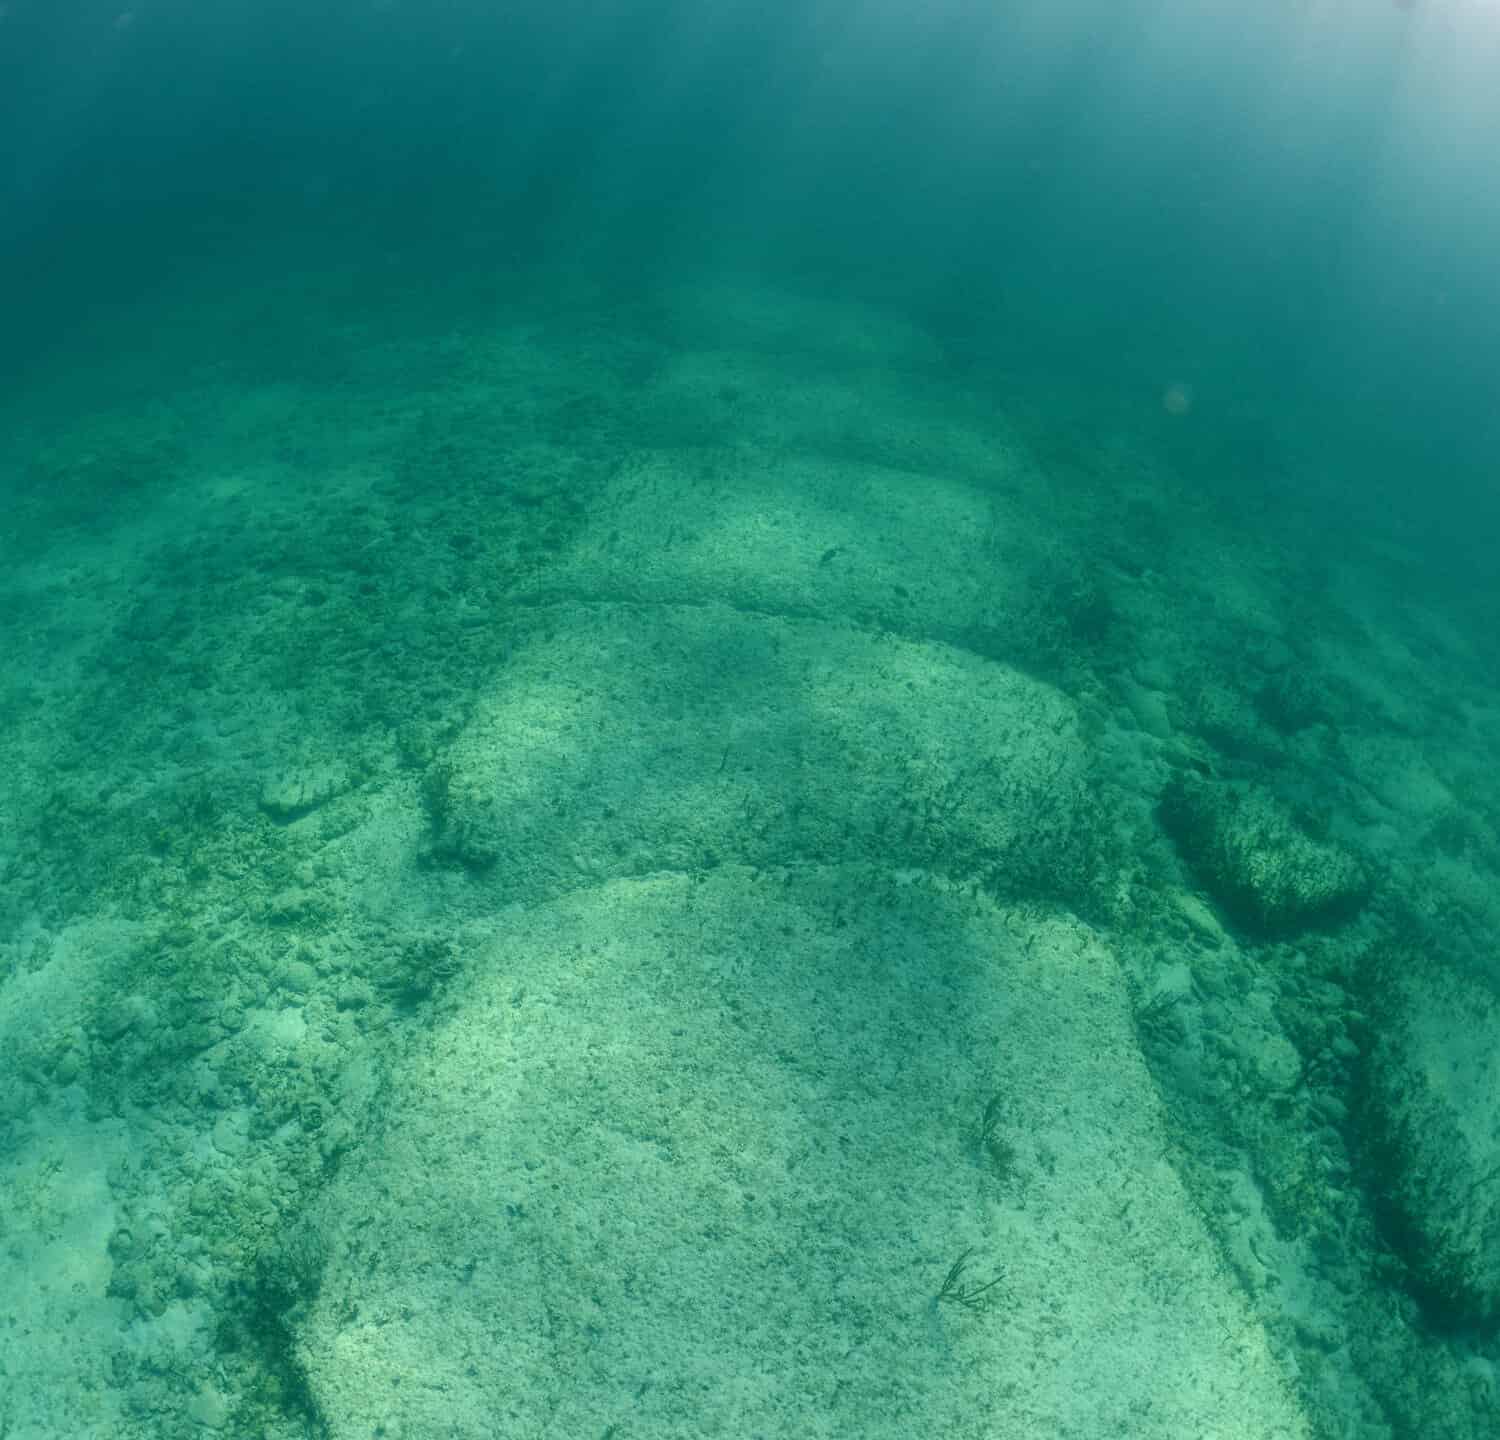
1, 250, 1496, 1440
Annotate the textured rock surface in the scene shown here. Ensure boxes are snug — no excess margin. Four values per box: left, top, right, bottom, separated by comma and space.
295, 872, 1307, 1440
1160, 775, 1368, 935
1359, 962, 1500, 1331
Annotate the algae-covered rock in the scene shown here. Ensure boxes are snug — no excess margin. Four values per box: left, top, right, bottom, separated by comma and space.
1160, 774, 1368, 935
258, 762, 352, 821
1355, 960, 1500, 1333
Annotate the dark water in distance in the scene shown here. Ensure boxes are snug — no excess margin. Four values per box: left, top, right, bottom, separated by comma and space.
5, 2, 1498, 546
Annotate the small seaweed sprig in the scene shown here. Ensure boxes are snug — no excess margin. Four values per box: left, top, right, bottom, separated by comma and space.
936, 1247, 1007, 1311
979, 1092, 1005, 1148
977, 1091, 1020, 1182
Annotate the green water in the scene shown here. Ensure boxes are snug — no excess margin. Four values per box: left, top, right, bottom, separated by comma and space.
2, 4, 1498, 1438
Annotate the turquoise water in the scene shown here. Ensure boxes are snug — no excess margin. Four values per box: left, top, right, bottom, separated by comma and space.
2, 4, 1498, 1438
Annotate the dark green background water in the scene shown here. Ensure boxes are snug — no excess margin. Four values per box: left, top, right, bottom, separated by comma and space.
4, 0, 1496, 566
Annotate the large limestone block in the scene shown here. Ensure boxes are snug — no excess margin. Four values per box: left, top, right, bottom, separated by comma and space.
295, 868, 1308, 1440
